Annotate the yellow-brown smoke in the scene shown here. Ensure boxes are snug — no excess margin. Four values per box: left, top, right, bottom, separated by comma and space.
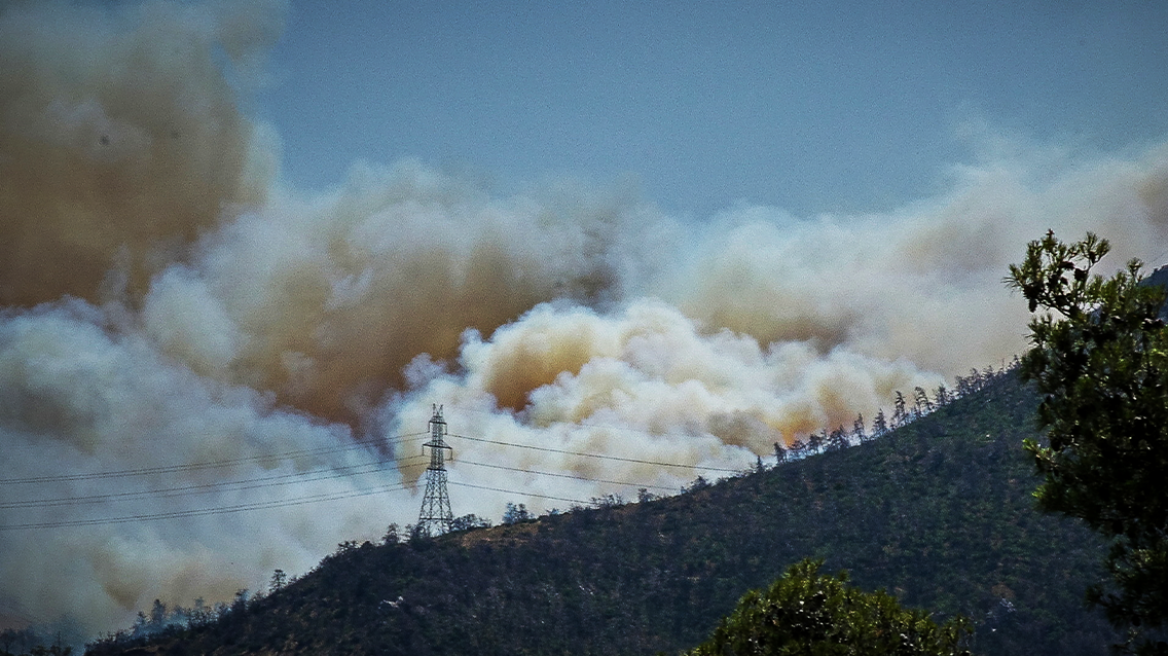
0, 0, 276, 307
145, 167, 662, 422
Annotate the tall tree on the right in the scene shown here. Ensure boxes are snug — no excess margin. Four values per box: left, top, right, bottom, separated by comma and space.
1008, 231, 1168, 655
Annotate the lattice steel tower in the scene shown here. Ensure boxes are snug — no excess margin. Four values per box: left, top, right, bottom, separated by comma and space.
417, 405, 453, 536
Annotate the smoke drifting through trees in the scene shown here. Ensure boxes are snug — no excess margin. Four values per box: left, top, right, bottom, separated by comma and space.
2, 0, 1168, 641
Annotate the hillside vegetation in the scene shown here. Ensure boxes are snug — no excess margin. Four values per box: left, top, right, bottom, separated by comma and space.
89, 372, 1118, 655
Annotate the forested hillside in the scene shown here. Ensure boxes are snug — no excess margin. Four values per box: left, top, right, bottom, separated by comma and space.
88, 372, 1118, 655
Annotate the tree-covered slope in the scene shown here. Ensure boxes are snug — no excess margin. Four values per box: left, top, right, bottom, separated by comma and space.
89, 373, 1119, 656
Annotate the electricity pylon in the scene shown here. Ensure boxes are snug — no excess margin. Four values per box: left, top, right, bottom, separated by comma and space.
417, 404, 453, 537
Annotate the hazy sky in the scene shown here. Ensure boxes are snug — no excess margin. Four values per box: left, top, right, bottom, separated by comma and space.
259, 0, 1168, 216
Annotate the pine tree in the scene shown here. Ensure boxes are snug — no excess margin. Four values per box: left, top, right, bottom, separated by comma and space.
269, 569, 287, 594
893, 392, 908, 428
913, 386, 934, 417
935, 383, 951, 407
828, 425, 849, 451
872, 409, 888, 437
807, 430, 825, 455
852, 413, 868, 444
774, 441, 787, 465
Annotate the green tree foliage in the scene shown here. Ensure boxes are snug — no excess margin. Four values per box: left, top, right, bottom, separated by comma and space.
852, 414, 869, 445
1008, 231, 1168, 654
270, 569, 288, 593
451, 513, 492, 532
502, 502, 532, 524
828, 426, 849, 452
686, 559, 970, 656
893, 392, 908, 428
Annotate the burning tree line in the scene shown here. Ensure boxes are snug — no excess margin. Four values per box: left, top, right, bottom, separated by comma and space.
773, 359, 1019, 465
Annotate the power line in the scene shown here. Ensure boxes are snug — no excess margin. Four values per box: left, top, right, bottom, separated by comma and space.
0, 456, 427, 510
0, 448, 691, 530
449, 433, 747, 473
0, 473, 611, 531
0, 432, 428, 485
1, 427, 742, 493
0, 455, 673, 513
0, 450, 680, 518
1144, 246, 1168, 269
0, 482, 415, 531
457, 459, 677, 492
448, 481, 590, 507
3, 405, 753, 490
0, 424, 747, 529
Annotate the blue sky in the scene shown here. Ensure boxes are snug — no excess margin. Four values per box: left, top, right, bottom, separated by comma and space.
259, 0, 1168, 217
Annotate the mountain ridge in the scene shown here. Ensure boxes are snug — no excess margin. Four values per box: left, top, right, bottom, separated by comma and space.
88, 371, 1119, 655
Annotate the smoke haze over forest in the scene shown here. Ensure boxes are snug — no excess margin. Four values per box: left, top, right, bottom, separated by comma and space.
2, 0, 1167, 639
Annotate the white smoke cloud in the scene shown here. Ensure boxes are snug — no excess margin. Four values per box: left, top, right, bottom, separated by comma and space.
380, 135, 1168, 533
0, 299, 400, 633
382, 299, 943, 516
3, 0, 1168, 643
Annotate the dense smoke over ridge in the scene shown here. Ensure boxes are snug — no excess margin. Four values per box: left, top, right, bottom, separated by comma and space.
2, 0, 1168, 640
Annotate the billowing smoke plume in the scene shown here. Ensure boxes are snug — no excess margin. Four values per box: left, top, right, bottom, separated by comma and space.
0, 299, 391, 632
148, 165, 670, 422
0, 0, 277, 307
2, 0, 1168, 641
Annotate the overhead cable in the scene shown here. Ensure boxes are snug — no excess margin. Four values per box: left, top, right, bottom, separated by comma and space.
0, 432, 428, 485
449, 433, 746, 473
457, 459, 677, 492
0, 456, 426, 509
448, 481, 589, 507
0, 482, 412, 531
